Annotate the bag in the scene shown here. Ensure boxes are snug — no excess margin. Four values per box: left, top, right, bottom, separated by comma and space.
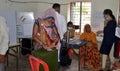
60, 46, 72, 66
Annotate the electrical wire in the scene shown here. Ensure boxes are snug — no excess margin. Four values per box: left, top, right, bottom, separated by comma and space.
8, 0, 70, 5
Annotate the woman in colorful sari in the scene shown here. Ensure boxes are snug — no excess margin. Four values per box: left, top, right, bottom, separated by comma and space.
80, 24, 100, 71
33, 16, 60, 51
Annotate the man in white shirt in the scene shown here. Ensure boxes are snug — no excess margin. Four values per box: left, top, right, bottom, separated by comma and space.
0, 16, 9, 71
52, 3, 67, 40
52, 3, 67, 67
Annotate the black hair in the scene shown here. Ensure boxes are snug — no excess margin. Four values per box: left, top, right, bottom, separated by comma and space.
103, 9, 116, 20
52, 3, 60, 9
67, 21, 73, 26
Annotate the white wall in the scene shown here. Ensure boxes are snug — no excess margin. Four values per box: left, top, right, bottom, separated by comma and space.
0, 0, 37, 12
36, 3, 68, 18
36, 0, 91, 18
0, 0, 91, 19
1, 0, 119, 27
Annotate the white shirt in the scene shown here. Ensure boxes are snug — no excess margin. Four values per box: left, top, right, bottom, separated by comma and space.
56, 12, 67, 40
56, 12, 67, 62
0, 16, 9, 55
115, 26, 120, 38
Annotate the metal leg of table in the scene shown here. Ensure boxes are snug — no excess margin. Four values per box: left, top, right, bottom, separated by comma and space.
71, 48, 81, 71
16, 46, 19, 71
6, 44, 20, 71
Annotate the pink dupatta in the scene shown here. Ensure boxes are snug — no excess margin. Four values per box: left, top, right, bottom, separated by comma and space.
38, 8, 61, 50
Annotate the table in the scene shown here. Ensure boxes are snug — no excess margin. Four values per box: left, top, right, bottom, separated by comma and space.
62, 39, 87, 71
6, 43, 21, 71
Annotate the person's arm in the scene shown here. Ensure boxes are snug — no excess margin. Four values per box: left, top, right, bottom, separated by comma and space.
96, 30, 103, 35
92, 32, 98, 48
80, 33, 85, 40
32, 23, 43, 46
69, 29, 75, 38
51, 27, 60, 46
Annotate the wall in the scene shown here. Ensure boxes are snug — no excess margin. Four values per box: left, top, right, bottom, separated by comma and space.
0, 0, 91, 19
36, 3, 68, 18
0, 0, 93, 18
91, 0, 119, 32
35, 0, 69, 18
0, 0, 37, 12
91, 0, 119, 51
36, 0, 91, 18
0, 0, 38, 45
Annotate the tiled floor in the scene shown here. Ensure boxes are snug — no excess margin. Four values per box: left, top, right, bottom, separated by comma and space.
6, 53, 93, 71
5, 52, 111, 71
5, 55, 31, 71
59, 54, 93, 71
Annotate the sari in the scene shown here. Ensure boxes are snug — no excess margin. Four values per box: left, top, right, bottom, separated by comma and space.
34, 17, 59, 50
80, 24, 100, 71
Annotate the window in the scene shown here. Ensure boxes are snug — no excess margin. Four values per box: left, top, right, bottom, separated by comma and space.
70, 2, 91, 33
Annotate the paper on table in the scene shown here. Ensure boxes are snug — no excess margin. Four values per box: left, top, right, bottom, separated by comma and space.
115, 27, 120, 38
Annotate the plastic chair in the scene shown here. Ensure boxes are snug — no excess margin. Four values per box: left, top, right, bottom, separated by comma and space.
29, 55, 49, 71
68, 49, 73, 57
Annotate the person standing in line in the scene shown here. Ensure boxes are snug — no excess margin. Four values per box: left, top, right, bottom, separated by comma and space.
52, 3, 60, 14
97, 9, 118, 71
52, 3, 67, 40
0, 16, 9, 71
52, 3, 67, 66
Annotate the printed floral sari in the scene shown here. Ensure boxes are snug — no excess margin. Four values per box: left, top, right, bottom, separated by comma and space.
80, 24, 100, 71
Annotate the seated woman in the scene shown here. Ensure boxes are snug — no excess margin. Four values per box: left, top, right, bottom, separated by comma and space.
80, 24, 100, 71
33, 16, 60, 51
63, 21, 75, 56
64, 21, 75, 39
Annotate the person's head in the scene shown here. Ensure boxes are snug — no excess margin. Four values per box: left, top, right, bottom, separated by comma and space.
52, 3, 60, 13
103, 9, 115, 21
84, 24, 91, 33
43, 16, 55, 26
67, 21, 73, 27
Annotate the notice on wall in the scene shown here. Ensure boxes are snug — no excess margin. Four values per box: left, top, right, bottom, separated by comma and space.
91, 11, 104, 32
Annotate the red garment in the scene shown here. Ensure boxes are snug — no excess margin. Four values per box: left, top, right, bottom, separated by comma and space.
117, 40, 120, 57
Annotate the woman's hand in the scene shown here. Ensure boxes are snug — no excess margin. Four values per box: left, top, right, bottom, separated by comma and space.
49, 43, 55, 48
42, 43, 55, 50
104, 21, 108, 27
96, 30, 103, 36
42, 44, 48, 49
